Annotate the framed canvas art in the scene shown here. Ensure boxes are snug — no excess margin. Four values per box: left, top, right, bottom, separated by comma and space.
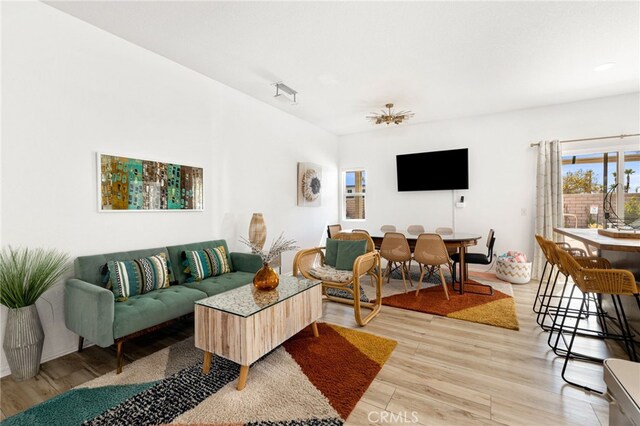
297, 162, 322, 207
98, 153, 204, 211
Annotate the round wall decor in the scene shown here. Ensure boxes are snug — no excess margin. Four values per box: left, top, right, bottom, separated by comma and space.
302, 169, 321, 201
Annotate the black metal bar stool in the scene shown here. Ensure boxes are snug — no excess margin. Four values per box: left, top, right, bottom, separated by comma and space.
552, 247, 638, 393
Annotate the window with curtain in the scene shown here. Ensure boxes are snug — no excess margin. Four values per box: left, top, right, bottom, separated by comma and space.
344, 170, 366, 220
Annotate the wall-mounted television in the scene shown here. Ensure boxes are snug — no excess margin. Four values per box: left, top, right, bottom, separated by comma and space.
396, 148, 469, 191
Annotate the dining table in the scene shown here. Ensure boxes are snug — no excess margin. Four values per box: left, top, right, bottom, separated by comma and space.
345, 230, 484, 295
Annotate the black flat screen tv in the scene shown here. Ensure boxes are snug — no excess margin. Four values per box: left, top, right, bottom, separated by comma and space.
396, 148, 469, 191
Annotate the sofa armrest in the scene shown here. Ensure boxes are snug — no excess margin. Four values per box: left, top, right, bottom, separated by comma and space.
230, 252, 262, 273
64, 278, 115, 347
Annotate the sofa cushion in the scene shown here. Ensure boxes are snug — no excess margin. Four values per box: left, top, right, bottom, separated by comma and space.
113, 286, 207, 339
181, 271, 255, 297
107, 252, 171, 301
183, 246, 231, 282
167, 240, 233, 284
75, 247, 170, 287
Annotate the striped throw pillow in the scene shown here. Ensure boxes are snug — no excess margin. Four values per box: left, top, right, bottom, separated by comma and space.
107, 252, 171, 301
183, 246, 231, 282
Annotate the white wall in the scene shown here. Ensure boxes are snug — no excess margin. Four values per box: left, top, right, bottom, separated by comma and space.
338, 93, 640, 261
0, 2, 338, 377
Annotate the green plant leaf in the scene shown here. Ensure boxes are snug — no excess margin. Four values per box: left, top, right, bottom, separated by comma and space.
0, 247, 70, 309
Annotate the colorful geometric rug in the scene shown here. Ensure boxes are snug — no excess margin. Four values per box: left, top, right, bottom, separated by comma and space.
4, 323, 396, 426
357, 268, 519, 331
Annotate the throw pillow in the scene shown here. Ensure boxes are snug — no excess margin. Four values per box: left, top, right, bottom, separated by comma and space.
102, 257, 175, 289
183, 246, 231, 282
335, 240, 368, 271
107, 252, 171, 301
324, 238, 339, 267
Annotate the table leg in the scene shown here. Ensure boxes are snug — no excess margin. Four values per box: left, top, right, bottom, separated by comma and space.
311, 321, 319, 337
459, 246, 467, 295
203, 351, 212, 374
237, 365, 249, 391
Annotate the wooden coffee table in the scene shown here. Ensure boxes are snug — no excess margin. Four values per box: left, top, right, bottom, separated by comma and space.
194, 276, 322, 390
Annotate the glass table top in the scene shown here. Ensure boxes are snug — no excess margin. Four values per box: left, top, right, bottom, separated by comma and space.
195, 275, 321, 318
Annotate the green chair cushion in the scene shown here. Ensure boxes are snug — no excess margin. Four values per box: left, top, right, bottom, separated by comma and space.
113, 286, 206, 339
335, 240, 367, 271
181, 271, 254, 297
325, 239, 339, 267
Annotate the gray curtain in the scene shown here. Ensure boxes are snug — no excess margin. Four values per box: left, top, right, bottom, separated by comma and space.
534, 140, 563, 279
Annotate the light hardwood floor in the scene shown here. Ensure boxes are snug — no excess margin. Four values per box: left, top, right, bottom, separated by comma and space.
0, 280, 620, 425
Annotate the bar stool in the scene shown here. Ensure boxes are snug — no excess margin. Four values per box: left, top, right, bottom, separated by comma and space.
543, 241, 610, 354
533, 236, 596, 332
553, 247, 638, 393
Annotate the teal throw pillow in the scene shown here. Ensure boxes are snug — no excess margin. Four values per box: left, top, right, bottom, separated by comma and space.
183, 246, 231, 282
335, 240, 367, 271
107, 252, 171, 302
325, 238, 339, 267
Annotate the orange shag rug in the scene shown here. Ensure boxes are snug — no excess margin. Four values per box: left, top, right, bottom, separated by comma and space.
359, 269, 520, 330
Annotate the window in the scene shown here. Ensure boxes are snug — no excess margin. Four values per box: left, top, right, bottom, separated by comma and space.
561, 150, 640, 228
344, 170, 366, 220
623, 150, 640, 226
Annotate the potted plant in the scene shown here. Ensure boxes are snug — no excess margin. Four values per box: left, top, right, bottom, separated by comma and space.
0, 247, 69, 381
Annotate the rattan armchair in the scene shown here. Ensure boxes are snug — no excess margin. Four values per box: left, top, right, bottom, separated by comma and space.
327, 224, 342, 238
293, 232, 382, 326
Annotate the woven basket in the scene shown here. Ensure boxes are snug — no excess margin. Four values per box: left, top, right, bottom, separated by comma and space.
496, 259, 532, 284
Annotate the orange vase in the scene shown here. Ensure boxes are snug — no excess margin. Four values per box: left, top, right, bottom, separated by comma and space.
253, 263, 279, 291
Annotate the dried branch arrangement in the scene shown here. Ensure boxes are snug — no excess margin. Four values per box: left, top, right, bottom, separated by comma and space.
240, 233, 298, 265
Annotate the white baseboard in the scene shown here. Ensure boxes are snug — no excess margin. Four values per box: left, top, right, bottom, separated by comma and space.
0, 341, 94, 378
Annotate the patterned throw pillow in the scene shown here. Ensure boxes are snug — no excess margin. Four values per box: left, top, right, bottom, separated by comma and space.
183, 246, 231, 282
107, 253, 171, 301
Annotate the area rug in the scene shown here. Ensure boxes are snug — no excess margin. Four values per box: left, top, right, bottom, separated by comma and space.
4, 323, 396, 426
356, 267, 519, 331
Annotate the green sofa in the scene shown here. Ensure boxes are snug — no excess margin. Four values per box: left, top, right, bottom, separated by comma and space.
64, 240, 261, 372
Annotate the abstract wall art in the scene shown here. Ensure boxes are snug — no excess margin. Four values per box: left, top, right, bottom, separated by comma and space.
297, 162, 322, 207
98, 154, 204, 211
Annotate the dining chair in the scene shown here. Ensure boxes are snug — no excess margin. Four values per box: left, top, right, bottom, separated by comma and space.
352, 229, 370, 235
451, 229, 495, 295
379, 232, 413, 293
435, 227, 453, 235
435, 227, 456, 256
407, 225, 425, 235
413, 234, 450, 300
380, 225, 396, 233
327, 224, 342, 239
